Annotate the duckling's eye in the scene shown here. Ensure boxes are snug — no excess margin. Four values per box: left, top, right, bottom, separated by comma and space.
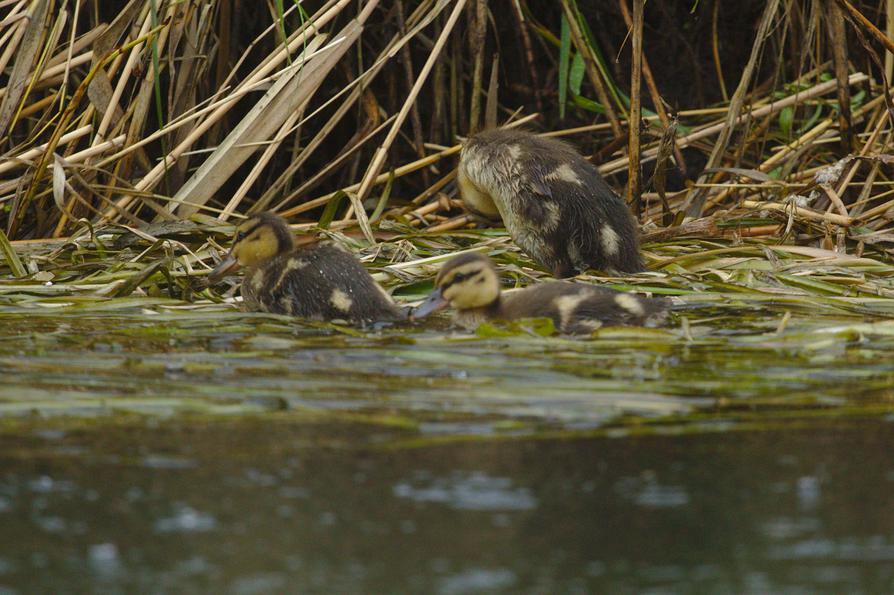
235, 231, 248, 242
444, 270, 484, 288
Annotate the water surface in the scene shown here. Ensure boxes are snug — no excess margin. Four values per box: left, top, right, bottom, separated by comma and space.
1, 304, 893, 593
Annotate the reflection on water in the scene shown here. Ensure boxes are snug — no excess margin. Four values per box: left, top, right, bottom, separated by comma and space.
393, 471, 538, 510
1, 419, 893, 593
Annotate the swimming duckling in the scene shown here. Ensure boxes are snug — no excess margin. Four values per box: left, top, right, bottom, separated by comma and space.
412, 253, 667, 334
209, 212, 404, 323
458, 128, 643, 277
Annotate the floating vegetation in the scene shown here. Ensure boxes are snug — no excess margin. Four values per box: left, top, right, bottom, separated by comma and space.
1, 2, 894, 437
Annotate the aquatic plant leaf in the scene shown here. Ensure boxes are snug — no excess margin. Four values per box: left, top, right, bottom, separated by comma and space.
558, 14, 571, 119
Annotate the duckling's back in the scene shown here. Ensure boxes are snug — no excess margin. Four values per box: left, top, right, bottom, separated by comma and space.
500, 281, 667, 334
242, 243, 403, 323
459, 129, 642, 277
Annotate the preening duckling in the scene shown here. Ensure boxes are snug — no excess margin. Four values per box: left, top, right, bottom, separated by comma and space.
412, 253, 667, 334
458, 128, 643, 277
209, 212, 404, 323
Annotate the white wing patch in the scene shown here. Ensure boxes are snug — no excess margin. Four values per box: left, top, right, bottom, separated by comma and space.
275, 258, 308, 289
250, 269, 266, 291
614, 293, 645, 316
576, 319, 603, 332
330, 288, 353, 312
553, 293, 589, 329
545, 163, 582, 186
601, 224, 621, 257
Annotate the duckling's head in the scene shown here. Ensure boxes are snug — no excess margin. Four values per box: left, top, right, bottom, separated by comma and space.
412, 252, 501, 319
209, 212, 295, 282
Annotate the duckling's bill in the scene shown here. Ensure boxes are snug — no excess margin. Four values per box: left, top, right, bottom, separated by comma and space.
209, 252, 239, 283
412, 289, 448, 319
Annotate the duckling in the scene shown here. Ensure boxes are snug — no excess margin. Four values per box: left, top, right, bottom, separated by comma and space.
209, 212, 404, 323
458, 128, 643, 277
412, 252, 667, 334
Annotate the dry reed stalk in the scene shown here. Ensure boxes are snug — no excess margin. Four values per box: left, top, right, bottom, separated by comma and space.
742, 199, 852, 226
0, 0, 51, 141
511, 1, 542, 113
559, 0, 623, 137
99, 0, 350, 221
285, 111, 538, 220
91, 9, 153, 146
0, 0, 892, 259
100, 36, 329, 220
599, 73, 869, 177
468, 0, 488, 134
835, 0, 894, 54
281, 143, 464, 218
887, 0, 894, 82
425, 214, 475, 233
833, 108, 889, 218
484, 53, 499, 130
10, 24, 166, 236
618, 0, 686, 177
353, 0, 465, 243
275, 115, 396, 211
0, 124, 92, 175
407, 198, 463, 220
710, 0, 728, 102
685, 0, 781, 217
625, 0, 644, 214
825, 0, 853, 150
409, 170, 456, 206
264, 0, 442, 215
396, 0, 429, 186
218, 108, 304, 220
170, 30, 353, 218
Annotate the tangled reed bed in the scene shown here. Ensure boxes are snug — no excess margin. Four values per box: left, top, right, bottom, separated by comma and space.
1, 0, 894, 313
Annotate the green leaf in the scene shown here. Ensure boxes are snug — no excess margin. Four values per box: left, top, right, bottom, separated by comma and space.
474, 322, 517, 338
318, 191, 348, 229
779, 106, 793, 138
569, 53, 586, 97
370, 171, 395, 223
525, 316, 557, 337
474, 317, 557, 338
797, 104, 824, 134
149, 0, 166, 156
574, 6, 626, 115
0, 227, 25, 277
571, 94, 604, 114
558, 15, 571, 119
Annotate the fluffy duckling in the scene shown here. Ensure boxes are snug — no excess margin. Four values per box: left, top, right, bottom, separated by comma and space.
458, 128, 643, 277
412, 253, 667, 334
209, 212, 404, 323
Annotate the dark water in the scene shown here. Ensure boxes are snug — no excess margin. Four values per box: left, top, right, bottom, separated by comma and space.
1, 419, 893, 593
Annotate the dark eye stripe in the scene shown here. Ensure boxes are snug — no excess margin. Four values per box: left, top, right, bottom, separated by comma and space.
235, 224, 260, 242
441, 269, 482, 290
